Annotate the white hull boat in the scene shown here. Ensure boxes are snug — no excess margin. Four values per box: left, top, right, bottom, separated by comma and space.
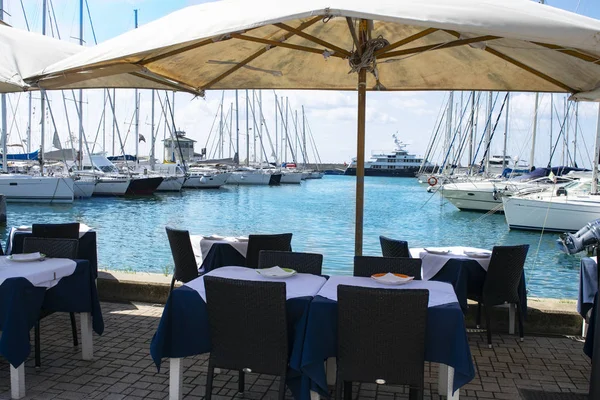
94, 177, 130, 196
502, 180, 600, 232
156, 176, 185, 192
73, 178, 96, 198
183, 172, 230, 188
280, 171, 303, 184
226, 171, 271, 185
306, 171, 324, 179
0, 175, 74, 203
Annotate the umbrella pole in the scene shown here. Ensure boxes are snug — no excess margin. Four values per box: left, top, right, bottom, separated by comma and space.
355, 70, 367, 256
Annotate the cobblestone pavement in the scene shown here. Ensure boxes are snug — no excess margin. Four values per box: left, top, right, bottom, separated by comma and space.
0, 301, 591, 399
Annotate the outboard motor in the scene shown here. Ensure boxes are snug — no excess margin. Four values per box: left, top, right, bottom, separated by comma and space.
558, 218, 600, 254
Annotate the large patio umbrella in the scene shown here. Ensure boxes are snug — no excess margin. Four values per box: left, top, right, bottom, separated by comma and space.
26, 0, 600, 257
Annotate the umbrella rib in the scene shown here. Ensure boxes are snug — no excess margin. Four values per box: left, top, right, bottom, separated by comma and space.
377, 35, 500, 59
274, 22, 351, 57
200, 16, 322, 90
140, 38, 216, 65
346, 17, 361, 55
483, 47, 574, 92
531, 42, 600, 65
230, 33, 345, 58
374, 28, 438, 57
129, 72, 200, 95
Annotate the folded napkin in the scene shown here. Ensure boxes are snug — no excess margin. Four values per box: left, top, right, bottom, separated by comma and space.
256, 266, 293, 277
203, 234, 225, 240
10, 252, 43, 261
373, 272, 413, 284
463, 250, 491, 258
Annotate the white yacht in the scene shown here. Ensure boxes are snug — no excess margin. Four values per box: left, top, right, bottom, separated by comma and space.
502, 179, 600, 232
345, 134, 433, 177
226, 167, 271, 185
0, 174, 74, 203
73, 176, 96, 198
183, 167, 231, 189
280, 170, 303, 184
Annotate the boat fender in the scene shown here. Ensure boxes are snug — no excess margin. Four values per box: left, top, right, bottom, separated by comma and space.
427, 176, 438, 186
556, 187, 567, 197
492, 189, 498, 201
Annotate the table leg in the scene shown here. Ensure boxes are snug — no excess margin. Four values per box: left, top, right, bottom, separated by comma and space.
10, 363, 25, 399
508, 304, 516, 335
326, 357, 336, 386
310, 391, 321, 400
80, 312, 93, 360
583, 320, 589, 338
438, 364, 459, 400
169, 358, 183, 400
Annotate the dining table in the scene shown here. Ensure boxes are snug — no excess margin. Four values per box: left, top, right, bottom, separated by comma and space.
150, 266, 326, 400
189, 235, 249, 271
0, 256, 103, 399
7, 224, 98, 278
301, 276, 474, 400
410, 246, 528, 323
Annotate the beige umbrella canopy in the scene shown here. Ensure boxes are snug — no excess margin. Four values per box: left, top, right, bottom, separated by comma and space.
27, 0, 600, 254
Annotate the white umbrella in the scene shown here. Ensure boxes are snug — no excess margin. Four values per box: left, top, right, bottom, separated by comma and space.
27, 0, 600, 255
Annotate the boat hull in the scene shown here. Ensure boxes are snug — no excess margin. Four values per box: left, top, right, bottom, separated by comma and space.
226, 172, 271, 185
269, 173, 282, 185
183, 173, 230, 189
306, 171, 324, 179
0, 176, 74, 203
344, 167, 418, 177
156, 176, 185, 192
503, 195, 600, 232
280, 173, 303, 184
93, 178, 130, 196
440, 187, 503, 212
126, 177, 164, 195
73, 180, 96, 198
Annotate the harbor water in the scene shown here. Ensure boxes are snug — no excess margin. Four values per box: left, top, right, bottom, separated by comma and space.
2, 175, 583, 299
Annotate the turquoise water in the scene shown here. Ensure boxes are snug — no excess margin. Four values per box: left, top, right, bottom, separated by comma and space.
0, 175, 584, 299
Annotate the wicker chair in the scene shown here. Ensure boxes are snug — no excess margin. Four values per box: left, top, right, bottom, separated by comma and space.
204, 276, 289, 400
336, 286, 429, 400
469, 244, 529, 347
32, 223, 80, 239
258, 250, 323, 275
245, 233, 293, 269
353, 256, 422, 280
379, 235, 411, 258
23, 237, 79, 368
165, 227, 199, 293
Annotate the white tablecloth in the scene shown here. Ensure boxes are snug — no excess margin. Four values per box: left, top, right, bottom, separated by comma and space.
409, 246, 491, 281
190, 235, 249, 265
185, 266, 327, 301
317, 276, 458, 308
0, 257, 77, 288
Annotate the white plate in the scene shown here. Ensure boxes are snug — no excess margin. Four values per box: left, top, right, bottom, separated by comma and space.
16, 225, 31, 231
371, 273, 414, 285
256, 266, 297, 278
464, 251, 491, 258
424, 248, 451, 255
8, 252, 46, 262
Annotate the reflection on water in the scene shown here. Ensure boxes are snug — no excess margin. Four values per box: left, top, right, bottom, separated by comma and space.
1, 175, 584, 299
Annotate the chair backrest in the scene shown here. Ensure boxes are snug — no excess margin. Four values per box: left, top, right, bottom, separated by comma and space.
483, 244, 529, 306
379, 236, 410, 258
258, 250, 323, 275
23, 237, 79, 259
32, 223, 80, 239
204, 276, 288, 375
245, 233, 293, 269
337, 285, 429, 385
353, 256, 422, 280
165, 227, 199, 283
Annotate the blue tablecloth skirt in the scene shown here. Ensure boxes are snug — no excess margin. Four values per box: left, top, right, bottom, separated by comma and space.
200, 243, 246, 273
300, 296, 475, 399
150, 286, 313, 399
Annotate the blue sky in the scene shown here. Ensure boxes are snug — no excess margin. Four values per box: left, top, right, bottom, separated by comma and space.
3, 0, 600, 166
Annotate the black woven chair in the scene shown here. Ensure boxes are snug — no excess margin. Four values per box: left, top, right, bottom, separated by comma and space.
204, 276, 288, 400
245, 233, 293, 269
23, 237, 79, 368
336, 286, 429, 400
353, 256, 422, 280
32, 223, 80, 239
165, 227, 199, 293
258, 250, 323, 275
469, 244, 529, 348
379, 235, 411, 258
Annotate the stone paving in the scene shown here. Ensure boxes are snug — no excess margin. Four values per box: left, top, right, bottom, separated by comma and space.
0, 301, 591, 400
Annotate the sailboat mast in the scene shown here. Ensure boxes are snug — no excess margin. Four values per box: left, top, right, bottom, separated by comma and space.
102, 90, 106, 152
530, 93, 539, 169
112, 89, 116, 155
275, 94, 278, 165
574, 102, 579, 166
484, 91, 492, 175
134, 10, 139, 164
219, 92, 224, 158
302, 105, 307, 168
468, 91, 475, 171
550, 94, 553, 162
245, 89, 249, 166
0, 0, 6, 172
229, 102, 233, 159
40, 0, 48, 175
564, 97, 569, 166
445, 91, 454, 172
235, 90, 239, 164
77, 0, 84, 170
259, 90, 263, 165
150, 90, 155, 170
502, 93, 510, 170
592, 103, 600, 194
